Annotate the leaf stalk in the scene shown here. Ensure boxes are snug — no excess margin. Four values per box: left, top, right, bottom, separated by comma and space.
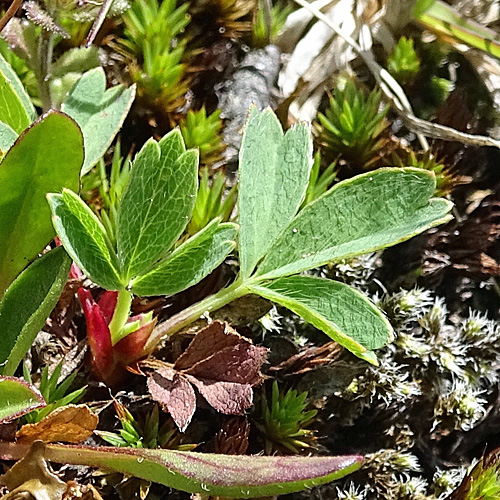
108, 289, 134, 344
145, 279, 251, 353
36, 27, 54, 111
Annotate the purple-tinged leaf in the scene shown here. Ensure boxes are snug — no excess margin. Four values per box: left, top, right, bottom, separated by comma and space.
0, 441, 363, 498
0, 376, 45, 423
174, 321, 241, 370
145, 321, 267, 430
187, 376, 253, 415
147, 367, 196, 432
184, 343, 267, 385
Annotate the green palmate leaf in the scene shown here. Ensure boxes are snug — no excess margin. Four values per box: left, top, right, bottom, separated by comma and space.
0, 111, 83, 296
0, 52, 36, 134
17, 444, 362, 497
48, 189, 123, 290
131, 220, 238, 296
238, 107, 312, 278
0, 247, 70, 376
0, 122, 17, 153
62, 67, 136, 175
117, 130, 198, 281
256, 168, 453, 279
0, 377, 45, 423
247, 276, 391, 362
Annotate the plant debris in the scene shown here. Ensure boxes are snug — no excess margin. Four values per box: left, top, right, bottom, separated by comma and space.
16, 405, 98, 444
143, 321, 267, 431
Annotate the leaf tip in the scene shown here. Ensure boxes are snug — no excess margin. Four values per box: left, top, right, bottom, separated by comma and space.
357, 351, 379, 365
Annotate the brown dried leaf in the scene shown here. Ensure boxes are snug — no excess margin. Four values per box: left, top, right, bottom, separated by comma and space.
16, 405, 98, 444
268, 341, 342, 377
0, 441, 67, 500
174, 321, 242, 370
187, 376, 253, 415
63, 481, 104, 500
423, 197, 500, 280
147, 367, 196, 433
185, 343, 267, 385
146, 321, 267, 431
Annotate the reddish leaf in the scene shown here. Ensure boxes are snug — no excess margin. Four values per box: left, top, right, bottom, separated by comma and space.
97, 291, 118, 324
77, 288, 113, 378
0, 441, 364, 498
69, 262, 83, 279
185, 343, 267, 385
78, 287, 155, 386
145, 321, 267, 431
114, 317, 157, 364
187, 376, 253, 415
174, 321, 243, 370
147, 367, 196, 432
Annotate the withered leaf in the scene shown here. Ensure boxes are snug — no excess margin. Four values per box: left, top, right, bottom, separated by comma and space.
147, 367, 196, 433
184, 343, 267, 385
63, 481, 104, 500
0, 441, 67, 500
174, 321, 244, 370
145, 321, 267, 431
268, 341, 342, 377
16, 405, 98, 444
187, 376, 253, 415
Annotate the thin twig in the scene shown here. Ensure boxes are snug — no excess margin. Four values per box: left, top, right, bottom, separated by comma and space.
0, 0, 22, 33
291, 0, 500, 151
85, 0, 114, 47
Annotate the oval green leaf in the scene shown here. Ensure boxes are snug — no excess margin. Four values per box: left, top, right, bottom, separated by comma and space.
48, 189, 123, 290
238, 107, 312, 278
0, 52, 36, 134
117, 130, 198, 281
0, 247, 71, 375
62, 67, 136, 175
131, 220, 237, 296
247, 275, 393, 361
0, 111, 83, 296
0, 376, 45, 423
41, 444, 362, 497
256, 168, 453, 280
